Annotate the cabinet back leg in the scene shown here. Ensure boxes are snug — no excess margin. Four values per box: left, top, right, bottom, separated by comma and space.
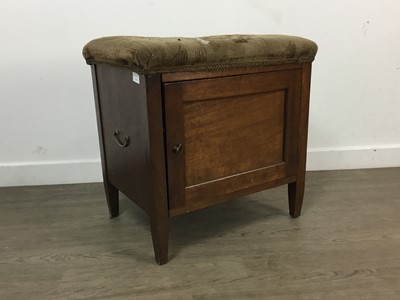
104, 182, 119, 218
288, 179, 305, 218
150, 216, 169, 265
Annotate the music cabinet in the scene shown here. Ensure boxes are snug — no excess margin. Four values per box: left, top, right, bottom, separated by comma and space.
83, 34, 318, 264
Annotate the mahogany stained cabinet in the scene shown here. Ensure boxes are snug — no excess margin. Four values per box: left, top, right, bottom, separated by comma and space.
83, 34, 318, 264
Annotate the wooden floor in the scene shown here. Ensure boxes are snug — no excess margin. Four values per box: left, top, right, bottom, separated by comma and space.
1, 168, 400, 299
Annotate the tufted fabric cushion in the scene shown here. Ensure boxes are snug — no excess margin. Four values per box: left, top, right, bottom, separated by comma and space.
83, 35, 318, 74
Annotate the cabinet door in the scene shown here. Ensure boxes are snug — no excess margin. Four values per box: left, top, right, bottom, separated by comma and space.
164, 69, 302, 215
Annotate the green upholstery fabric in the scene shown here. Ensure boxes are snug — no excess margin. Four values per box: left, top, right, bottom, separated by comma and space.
83, 35, 317, 74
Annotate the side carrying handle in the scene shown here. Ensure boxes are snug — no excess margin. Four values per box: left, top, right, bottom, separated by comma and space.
113, 130, 130, 148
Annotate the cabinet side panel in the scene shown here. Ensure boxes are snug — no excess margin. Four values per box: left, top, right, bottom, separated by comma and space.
95, 64, 152, 213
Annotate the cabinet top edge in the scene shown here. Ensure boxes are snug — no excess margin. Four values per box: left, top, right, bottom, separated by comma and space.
161, 63, 310, 83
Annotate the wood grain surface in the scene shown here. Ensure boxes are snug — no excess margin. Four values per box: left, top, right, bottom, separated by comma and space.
164, 68, 302, 214
95, 64, 154, 214
1, 168, 400, 299
183, 90, 285, 186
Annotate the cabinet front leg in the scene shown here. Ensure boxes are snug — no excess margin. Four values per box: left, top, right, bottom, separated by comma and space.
288, 178, 305, 218
104, 181, 119, 218
150, 215, 169, 265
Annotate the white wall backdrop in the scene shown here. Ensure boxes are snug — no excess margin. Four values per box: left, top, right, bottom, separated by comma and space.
1, 0, 400, 186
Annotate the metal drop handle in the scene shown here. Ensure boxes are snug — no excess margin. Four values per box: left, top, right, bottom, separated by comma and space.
172, 143, 183, 154
113, 130, 130, 148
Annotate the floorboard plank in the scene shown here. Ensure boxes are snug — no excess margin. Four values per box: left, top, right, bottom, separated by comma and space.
0, 168, 399, 299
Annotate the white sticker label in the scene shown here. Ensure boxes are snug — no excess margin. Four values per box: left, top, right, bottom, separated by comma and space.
132, 72, 140, 84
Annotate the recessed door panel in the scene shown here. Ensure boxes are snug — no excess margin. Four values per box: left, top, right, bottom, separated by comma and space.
184, 90, 285, 186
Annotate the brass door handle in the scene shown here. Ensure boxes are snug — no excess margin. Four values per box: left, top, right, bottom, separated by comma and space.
113, 130, 130, 148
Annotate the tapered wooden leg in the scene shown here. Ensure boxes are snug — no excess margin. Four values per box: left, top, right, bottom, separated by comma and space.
288, 178, 305, 218
104, 182, 119, 218
150, 216, 169, 265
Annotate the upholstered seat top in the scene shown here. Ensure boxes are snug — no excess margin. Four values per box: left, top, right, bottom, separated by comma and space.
83, 34, 317, 74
